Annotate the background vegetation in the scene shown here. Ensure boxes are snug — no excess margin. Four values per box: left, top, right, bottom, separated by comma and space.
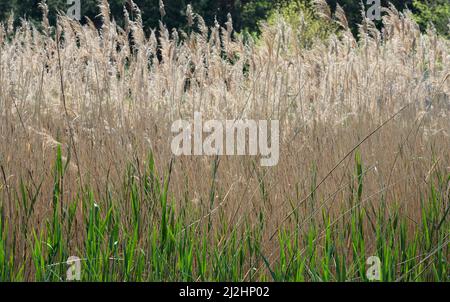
0, 1, 449, 37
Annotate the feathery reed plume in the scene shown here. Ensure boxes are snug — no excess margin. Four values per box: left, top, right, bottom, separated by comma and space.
99, 0, 111, 35
0, 24, 4, 45
6, 13, 14, 34
38, 1, 50, 36
313, 0, 332, 20
159, 0, 166, 19
186, 4, 194, 28
334, 4, 349, 31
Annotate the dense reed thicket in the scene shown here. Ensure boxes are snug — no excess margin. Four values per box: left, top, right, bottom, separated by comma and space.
0, 0, 448, 281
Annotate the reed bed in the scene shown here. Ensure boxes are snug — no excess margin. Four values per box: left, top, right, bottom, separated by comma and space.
0, 1, 448, 281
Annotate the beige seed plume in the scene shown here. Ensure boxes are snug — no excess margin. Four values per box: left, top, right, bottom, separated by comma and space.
159, 0, 166, 19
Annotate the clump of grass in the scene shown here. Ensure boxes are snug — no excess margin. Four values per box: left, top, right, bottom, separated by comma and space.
0, 146, 447, 281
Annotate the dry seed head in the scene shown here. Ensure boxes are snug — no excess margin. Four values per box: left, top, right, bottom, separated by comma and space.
334, 4, 349, 31
38, 1, 50, 36
226, 13, 233, 34
313, 0, 332, 21
0, 24, 4, 45
197, 15, 208, 37
159, 0, 166, 19
123, 5, 131, 33
7, 13, 14, 34
186, 4, 194, 27
99, 0, 111, 34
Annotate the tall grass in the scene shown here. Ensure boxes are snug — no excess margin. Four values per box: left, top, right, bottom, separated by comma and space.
0, 1, 448, 281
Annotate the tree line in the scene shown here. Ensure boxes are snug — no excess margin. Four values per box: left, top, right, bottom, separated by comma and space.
0, 1, 448, 37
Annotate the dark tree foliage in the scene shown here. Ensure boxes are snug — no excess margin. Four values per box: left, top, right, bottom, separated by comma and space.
0, 0, 270, 33
327, 1, 414, 33
0, 0, 448, 37
0, 0, 13, 21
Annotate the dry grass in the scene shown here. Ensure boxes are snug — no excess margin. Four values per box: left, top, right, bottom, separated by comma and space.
0, 1, 448, 281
